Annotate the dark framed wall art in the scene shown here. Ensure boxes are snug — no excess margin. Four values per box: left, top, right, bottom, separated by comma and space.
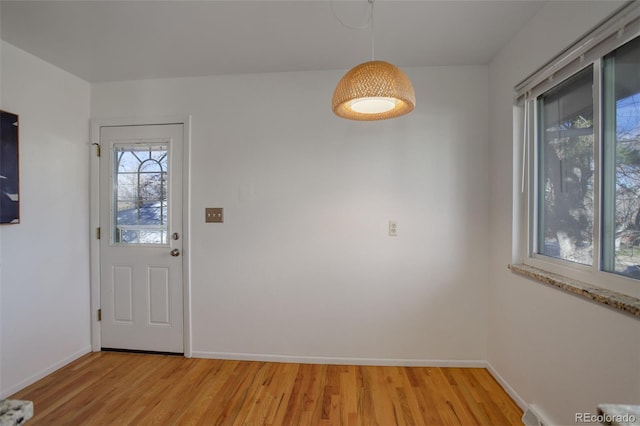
0, 110, 20, 224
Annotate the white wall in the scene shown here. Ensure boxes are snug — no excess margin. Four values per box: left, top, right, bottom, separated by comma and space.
92, 65, 490, 363
0, 41, 91, 397
488, 2, 640, 425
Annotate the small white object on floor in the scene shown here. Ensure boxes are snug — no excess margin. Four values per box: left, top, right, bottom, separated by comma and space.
0, 400, 34, 426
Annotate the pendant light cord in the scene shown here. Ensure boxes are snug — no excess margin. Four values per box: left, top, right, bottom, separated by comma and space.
370, 0, 375, 61
331, 0, 376, 61
330, 0, 372, 30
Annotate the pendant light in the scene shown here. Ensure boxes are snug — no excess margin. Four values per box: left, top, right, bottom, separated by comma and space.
332, 0, 415, 121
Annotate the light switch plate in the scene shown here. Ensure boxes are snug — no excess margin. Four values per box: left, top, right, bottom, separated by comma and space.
205, 208, 223, 223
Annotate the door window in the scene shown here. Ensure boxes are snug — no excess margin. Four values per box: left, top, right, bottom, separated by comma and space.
112, 143, 169, 245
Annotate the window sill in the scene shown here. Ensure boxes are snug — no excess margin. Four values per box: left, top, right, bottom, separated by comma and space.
508, 263, 640, 319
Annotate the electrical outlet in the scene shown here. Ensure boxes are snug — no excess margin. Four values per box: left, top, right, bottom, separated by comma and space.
389, 220, 398, 236
205, 208, 224, 223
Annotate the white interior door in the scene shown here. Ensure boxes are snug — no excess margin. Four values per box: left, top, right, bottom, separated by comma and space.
99, 124, 184, 353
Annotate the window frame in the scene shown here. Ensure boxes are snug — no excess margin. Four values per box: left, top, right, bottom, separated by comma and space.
515, 5, 640, 300
522, 62, 604, 279
534, 64, 598, 268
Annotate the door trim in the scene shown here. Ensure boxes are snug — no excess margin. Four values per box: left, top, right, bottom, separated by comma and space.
90, 116, 192, 357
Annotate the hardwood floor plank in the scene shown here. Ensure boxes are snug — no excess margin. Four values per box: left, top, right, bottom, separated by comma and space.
162, 360, 226, 425
307, 364, 329, 425
339, 365, 358, 426
280, 364, 311, 426
210, 361, 265, 425
469, 368, 523, 426
10, 352, 523, 425
406, 368, 446, 425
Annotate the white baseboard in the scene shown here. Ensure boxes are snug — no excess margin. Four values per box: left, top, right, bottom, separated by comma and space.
191, 351, 487, 368
485, 361, 528, 411
0, 345, 91, 399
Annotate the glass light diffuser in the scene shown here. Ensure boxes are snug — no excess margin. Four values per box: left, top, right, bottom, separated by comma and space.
350, 97, 396, 113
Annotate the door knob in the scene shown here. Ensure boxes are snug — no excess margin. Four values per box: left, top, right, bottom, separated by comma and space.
170, 248, 180, 257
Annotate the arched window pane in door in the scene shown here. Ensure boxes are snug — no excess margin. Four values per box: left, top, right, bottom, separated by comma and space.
113, 143, 169, 245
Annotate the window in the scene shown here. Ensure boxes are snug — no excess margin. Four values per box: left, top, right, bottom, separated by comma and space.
537, 67, 595, 266
516, 2, 640, 297
602, 36, 640, 279
113, 144, 169, 245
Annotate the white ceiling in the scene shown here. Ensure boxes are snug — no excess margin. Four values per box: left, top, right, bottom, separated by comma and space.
0, 0, 545, 83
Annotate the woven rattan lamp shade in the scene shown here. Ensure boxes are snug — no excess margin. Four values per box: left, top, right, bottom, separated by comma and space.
332, 60, 416, 121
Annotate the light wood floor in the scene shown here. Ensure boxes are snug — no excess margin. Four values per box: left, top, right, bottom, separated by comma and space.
11, 352, 523, 425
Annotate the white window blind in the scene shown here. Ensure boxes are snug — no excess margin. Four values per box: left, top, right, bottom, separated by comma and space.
515, 1, 640, 104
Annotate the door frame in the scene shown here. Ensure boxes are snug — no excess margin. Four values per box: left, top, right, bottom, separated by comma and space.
90, 116, 192, 357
